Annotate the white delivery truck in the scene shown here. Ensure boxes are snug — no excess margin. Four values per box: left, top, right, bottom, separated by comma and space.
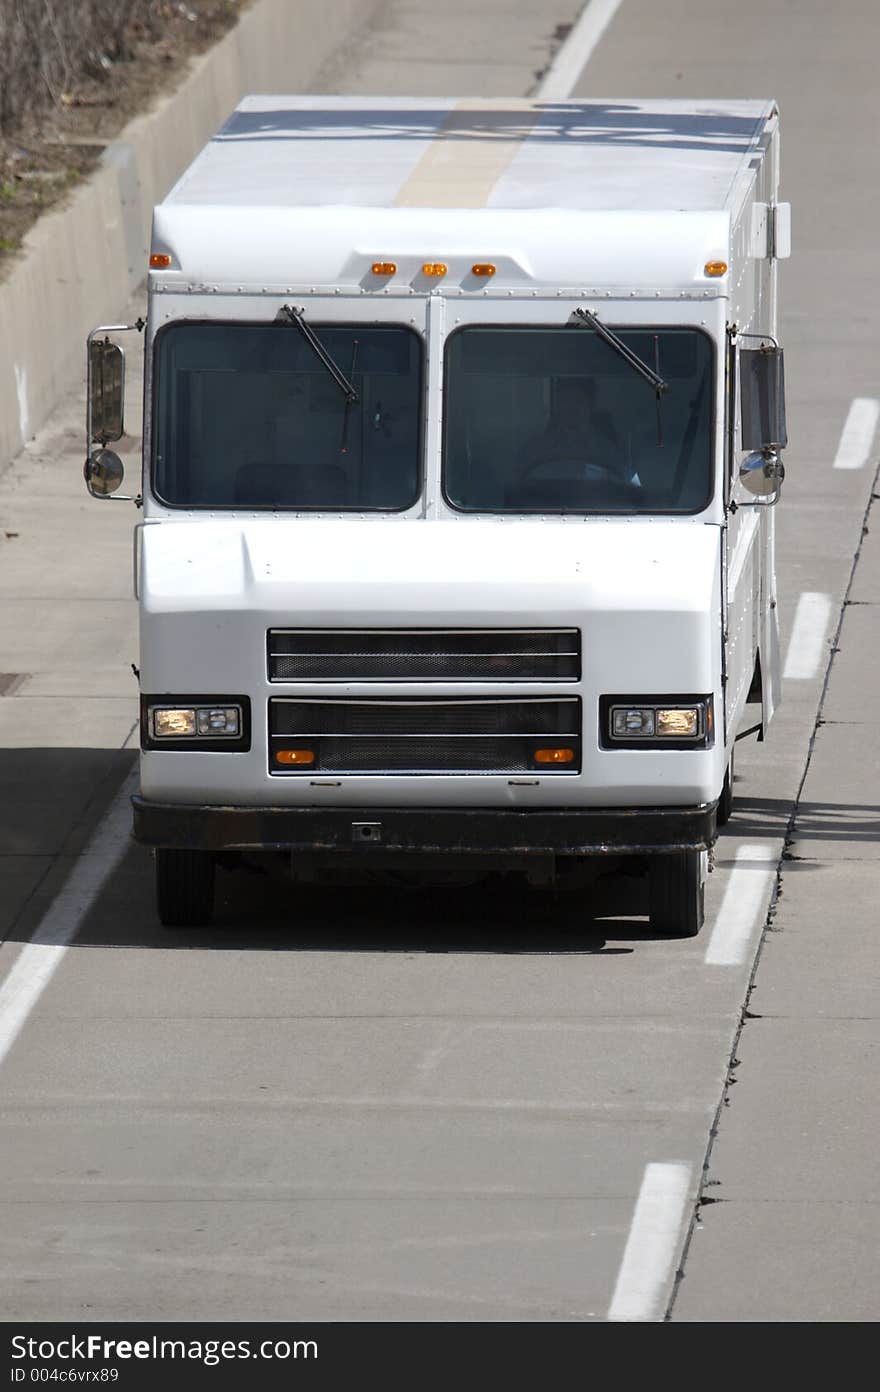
85, 97, 790, 935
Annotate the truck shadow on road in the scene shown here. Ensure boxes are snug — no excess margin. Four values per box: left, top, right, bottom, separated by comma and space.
7, 749, 873, 953
721, 794, 880, 848
63, 847, 640, 954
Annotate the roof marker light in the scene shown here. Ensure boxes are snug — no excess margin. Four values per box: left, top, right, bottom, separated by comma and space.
704, 260, 728, 277
149, 253, 172, 269
371, 262, 397, 276
422, 263, 447, 277
472, 264, 496, 277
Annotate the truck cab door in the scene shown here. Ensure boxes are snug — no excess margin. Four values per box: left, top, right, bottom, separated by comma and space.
725, 328, 783, 739
723, 330, 761, 738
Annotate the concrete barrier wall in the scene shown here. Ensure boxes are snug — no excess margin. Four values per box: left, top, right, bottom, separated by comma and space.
0, 0, 379, 471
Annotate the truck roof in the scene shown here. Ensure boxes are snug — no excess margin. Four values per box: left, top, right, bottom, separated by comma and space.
152, 97, 778, 293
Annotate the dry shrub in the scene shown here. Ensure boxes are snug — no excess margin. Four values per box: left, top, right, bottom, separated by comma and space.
0, 2, 182, 135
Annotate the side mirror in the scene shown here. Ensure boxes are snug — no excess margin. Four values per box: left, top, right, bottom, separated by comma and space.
84, 318, 144, 504
88, 337, 126, 444
84, 448, 125, 497
739, 449, 785, 499
740, 344, 787, 452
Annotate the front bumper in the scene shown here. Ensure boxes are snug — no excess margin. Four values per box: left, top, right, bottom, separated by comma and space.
131, 796, 717, 855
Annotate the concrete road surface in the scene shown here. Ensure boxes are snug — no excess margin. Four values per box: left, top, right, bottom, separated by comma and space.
0, 0, 877, 1323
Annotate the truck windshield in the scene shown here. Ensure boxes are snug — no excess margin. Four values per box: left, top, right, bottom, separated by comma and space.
153, 322, 422, 510
443, 325, 713, 513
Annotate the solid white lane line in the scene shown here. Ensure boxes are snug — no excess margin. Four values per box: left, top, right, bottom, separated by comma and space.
0, 771, 136, 1070
608, 1162, 691, 1322
832, 397, 879, 470
704, 843, 778, 967
782, 591, 834, 680
535, 0, 626, 99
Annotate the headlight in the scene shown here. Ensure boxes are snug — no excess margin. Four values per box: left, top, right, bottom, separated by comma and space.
141, 696, 250, 751
612, 707, 656, 738
153, 708, 196, 738
196, 707, 240, 736
602, 697, 712, 748
656, 708, 699, 738
152, 705, 240, 739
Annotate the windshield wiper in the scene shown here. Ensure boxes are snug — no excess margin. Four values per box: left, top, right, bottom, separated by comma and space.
573, 308, 668, 398
276, 304, 359, 404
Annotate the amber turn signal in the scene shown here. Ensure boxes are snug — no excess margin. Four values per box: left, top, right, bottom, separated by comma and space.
704, 260, 728, 277
275, 749, 316, 766
533, 748, 575, 765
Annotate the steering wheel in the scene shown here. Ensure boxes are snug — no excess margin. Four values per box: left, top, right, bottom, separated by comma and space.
517, 453, 640, 499
519, 454, 615, 483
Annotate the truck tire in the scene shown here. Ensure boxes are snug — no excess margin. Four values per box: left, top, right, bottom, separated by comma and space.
649, 849, 705, 937
716, 752, 734, 827
155, 848, 215, 927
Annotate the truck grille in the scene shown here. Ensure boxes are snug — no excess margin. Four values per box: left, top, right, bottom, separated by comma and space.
268, 697, 581, 774
267, 628, 580, 682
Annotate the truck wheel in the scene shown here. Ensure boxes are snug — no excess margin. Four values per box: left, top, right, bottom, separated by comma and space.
155, 848, 215, 927
716, 752, 734, 827
649, 850, 705, 937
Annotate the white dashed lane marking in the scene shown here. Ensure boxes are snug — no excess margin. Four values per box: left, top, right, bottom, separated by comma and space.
782, 592, 834, 681
608, 1161, 692, 1321
832, 397, 879, 470
704, 843, 779, 967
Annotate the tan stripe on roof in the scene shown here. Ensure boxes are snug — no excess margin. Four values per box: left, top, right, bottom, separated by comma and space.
394, 98, 540, 208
